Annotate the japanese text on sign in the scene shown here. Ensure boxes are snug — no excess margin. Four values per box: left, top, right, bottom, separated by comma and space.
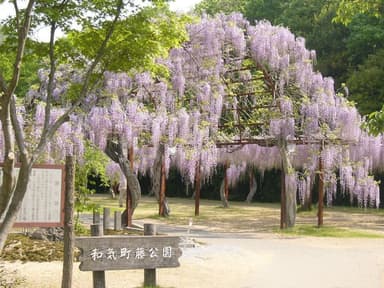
89, 246, 173, 262
0, 164, 64, 227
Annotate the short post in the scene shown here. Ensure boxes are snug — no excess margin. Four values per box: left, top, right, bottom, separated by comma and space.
114, 211, 121, 231
103, 207, 110, 234
90, 224, 105, 288
93, 210, 100, 224
144, 224, 157, 287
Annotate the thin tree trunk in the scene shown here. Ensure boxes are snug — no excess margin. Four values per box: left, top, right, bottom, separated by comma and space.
300, 175, 313, 211
0, 161, 32, 251
105, 136, 141, 227
152, 145, 170, 217
62, 155, 75, 288
245, 171, 257, 203
0, 108, 16, 217
220, 178, 229, 208
0, 0, 36, 251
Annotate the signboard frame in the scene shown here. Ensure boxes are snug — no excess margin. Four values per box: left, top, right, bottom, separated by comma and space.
0, 163, 65, 228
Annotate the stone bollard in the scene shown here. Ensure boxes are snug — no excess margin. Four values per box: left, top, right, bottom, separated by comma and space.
103, 208, 110, 234
93, 210, 100, 224
114, 211, 121, 231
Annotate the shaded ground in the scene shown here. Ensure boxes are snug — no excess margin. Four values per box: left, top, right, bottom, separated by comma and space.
88, 196, 384, 235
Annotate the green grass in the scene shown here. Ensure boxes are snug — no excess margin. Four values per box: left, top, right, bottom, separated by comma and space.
278, 225, 384, 238
326, 205, 384, 216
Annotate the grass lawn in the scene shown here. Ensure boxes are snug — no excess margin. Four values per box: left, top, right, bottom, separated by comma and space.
85, 194, 384, 238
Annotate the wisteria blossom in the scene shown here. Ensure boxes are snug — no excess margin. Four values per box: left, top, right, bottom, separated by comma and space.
20, 13, 382, 210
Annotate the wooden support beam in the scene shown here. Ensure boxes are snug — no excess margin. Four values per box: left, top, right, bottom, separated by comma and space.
280, 169, 286, 229
194, 160, 201, 216
126, 145, 134, 227
159, 157, 166, 217
318, 151, 324, 227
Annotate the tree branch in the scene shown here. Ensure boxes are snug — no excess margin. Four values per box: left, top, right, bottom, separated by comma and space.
5, 0, 35, 101
33, 0, 124, 161
78, 0, 124, 101
10, 95, 28, 162
42, 21, 57, 137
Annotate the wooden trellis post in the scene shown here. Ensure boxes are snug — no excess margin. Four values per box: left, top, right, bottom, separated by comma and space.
224, 161, 229, 206
194, 160, 201, 216
126, 145, 134, 227
318, 146, 324, 227
280, 168, 287, 229
159, 157, 166, 216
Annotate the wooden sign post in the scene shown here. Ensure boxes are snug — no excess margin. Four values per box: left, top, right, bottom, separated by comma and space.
76, 227, 182, 288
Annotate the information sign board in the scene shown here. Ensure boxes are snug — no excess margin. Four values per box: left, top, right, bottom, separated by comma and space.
0, 164, 65, 227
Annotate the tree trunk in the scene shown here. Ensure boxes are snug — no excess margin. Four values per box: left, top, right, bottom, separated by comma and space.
219, 179, 229, 208
284, 173, 297, 227
300, 175, 313, 211
110, 182, 119, 199
0, 108, 16, 217
62, 155, 75, 288
279, 143, 297, 228
0, 161, 33, 252
245, 171, 257, 203
151, 145, 170, 217
105, 136, 141, 227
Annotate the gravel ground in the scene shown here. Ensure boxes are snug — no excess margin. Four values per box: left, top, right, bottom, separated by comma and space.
2, 205, 384, 288
2, 232, 384, 288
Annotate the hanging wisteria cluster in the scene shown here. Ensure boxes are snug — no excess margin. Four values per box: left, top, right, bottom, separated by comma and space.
15, 13, 384, 208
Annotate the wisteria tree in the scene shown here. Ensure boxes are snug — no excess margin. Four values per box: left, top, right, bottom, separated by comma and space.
0, 0, 189, 252
161, 14, 380, 227
85, 13, 381, 228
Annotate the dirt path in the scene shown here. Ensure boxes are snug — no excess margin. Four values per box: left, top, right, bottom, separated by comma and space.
2, 202, 384, 287
2, 236, 384, 288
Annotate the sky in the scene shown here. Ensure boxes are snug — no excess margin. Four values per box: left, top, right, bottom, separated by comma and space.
0, 0, 202, 18
0, 0, 203, 41
169, 0, 202, 12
